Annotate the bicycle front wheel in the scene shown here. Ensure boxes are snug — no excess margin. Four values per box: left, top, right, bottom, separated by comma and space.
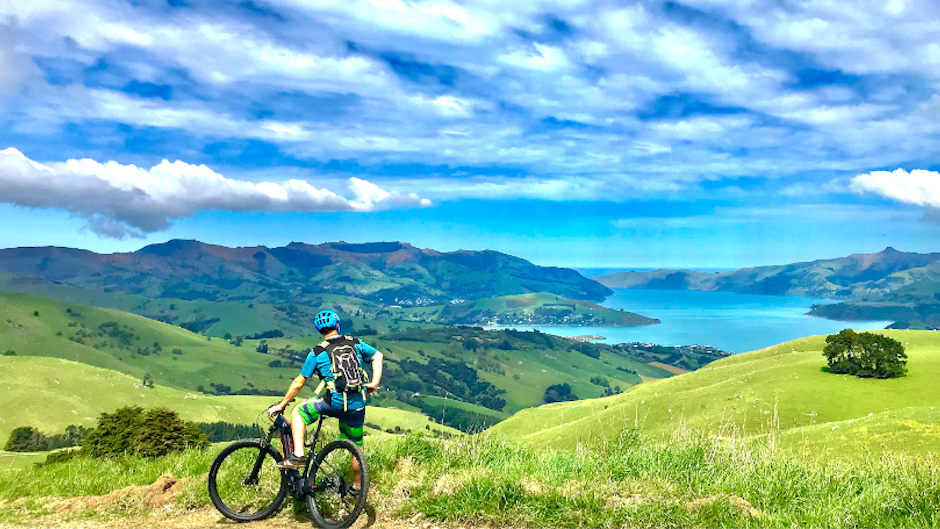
208, 439, 288, 521
306, 439, 369, 529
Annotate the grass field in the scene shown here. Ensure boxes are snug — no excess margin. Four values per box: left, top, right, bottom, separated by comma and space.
366, 335, 671, 412
261, 329, 675, 413
490, 330, 940, 459
0, 291, 679, 421
3, 331, 940, 527
0, 355, 458, 467
3, 433, 940, 528
0, 291, 310, 394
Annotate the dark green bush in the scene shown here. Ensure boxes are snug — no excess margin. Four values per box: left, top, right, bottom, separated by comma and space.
4, 427, 47, 452
823, 329, 907, 378
544, 383, 578, 403
81, 406, 208, 458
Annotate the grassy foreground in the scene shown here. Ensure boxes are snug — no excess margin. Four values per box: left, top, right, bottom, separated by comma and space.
1, 433, 940, 527
492, 330, 940, 459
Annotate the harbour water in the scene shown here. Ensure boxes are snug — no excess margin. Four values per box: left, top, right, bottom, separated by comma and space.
498, 289, 894, 354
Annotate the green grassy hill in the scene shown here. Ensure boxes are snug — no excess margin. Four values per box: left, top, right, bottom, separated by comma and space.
0, 355, 458, 450
0, 275, 419, 337
0, 291, 302, 394
1, 291, 722, 434
389, 292, 658, 327
490, 330, 940, 459
263, 327, 677, 415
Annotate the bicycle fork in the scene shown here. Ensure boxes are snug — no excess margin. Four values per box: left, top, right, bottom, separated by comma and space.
244, 426, 279, 486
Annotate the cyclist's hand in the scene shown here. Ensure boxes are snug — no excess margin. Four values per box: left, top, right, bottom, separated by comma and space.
364, 381, 379, 396
267, 403, 286, 417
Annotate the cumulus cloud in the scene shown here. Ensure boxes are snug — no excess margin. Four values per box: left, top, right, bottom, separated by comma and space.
0, 148, 429, 238
851, 169, 940, 208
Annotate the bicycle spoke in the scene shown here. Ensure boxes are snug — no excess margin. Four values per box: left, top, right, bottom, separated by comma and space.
209, 441, 287, 521
306, 440, 368, 529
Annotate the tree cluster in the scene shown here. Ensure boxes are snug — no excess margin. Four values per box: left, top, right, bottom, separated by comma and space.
197, 421, 258, 442
81, 406, 208, 458
544, 383, 578, 403
823, 329, 907, 378
395, 357, 507, 411
4, 425, 91, 452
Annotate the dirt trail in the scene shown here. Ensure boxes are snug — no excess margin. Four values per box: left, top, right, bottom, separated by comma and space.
0, 473, 479, 529
1, 506, 462, 529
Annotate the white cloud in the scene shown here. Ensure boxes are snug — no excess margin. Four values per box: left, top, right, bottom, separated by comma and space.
1, 0, 939, 201
0, 147, 429, 238
851, 168, 940, 208
681, 0, 940, 77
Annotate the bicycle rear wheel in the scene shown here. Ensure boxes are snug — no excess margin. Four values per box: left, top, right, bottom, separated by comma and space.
306, 439, 369, 529
208, 439, 288, 521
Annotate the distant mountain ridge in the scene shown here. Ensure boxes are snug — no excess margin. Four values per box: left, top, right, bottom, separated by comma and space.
0, 239, 612, 305
595, 247, 940, 328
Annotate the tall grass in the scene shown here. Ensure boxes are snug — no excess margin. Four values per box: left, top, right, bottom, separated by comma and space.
0, 446, 220, 499
2, 432, 940, 527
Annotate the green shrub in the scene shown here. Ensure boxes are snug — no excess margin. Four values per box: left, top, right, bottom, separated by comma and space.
81, 406, 208, 458
544, 383, 578, 403
823, 329, 907, 378
4, 427, 47, 452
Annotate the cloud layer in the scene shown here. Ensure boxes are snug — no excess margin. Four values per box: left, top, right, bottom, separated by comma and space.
0, 148, 429, 238
0, 0, 938, 225
852, 169, 940, 208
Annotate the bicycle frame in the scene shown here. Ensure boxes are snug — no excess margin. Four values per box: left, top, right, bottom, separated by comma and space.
247, 412, 328, 500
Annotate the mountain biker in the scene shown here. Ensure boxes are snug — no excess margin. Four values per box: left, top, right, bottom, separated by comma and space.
267, 310, 383, 489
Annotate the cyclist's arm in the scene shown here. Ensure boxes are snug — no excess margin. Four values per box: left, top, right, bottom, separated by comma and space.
273, 350, 317, 411
357, 341, 383, 389
275, 375, 307, 410
368, 352, 384, 388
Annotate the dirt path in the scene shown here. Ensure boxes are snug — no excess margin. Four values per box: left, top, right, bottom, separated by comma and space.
0, 506, 469, 529
0, 473, 480, 529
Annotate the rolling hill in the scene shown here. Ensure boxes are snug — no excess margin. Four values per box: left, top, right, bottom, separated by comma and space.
490, 329, 940, 459
0, 273, 416, 338
0, 291, 302, 395
0, 292, 726, 432
0, 239, 612, 307
595, 247, 940, 328
0, 356, 459, 447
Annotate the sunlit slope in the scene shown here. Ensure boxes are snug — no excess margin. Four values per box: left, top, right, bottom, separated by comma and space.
0, 291, 298, 393
491, 330, 940, 457
0, 356, 457, 442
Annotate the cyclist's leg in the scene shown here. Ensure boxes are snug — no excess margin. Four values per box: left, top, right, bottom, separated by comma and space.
337, 409, 365, 488
292, 398, 327, 457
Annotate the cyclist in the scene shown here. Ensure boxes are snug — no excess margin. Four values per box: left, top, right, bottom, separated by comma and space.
267, 310, 383, 489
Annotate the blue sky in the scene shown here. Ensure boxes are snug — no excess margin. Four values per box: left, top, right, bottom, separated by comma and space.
0, 0, 938, 268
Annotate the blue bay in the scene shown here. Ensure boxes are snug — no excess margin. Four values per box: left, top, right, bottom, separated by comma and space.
500, 289, 894, 354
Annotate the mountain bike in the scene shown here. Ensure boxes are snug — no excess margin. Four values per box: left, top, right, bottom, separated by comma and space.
207, 405, 369, 529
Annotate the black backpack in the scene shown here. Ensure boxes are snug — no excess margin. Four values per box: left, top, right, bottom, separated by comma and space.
316, 337, 364, 408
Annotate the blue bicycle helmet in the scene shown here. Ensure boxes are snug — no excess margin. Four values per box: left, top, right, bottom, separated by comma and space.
313, 310, 340, 333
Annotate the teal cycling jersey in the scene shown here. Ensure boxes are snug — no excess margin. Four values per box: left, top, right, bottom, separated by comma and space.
299, 335, 378, 410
